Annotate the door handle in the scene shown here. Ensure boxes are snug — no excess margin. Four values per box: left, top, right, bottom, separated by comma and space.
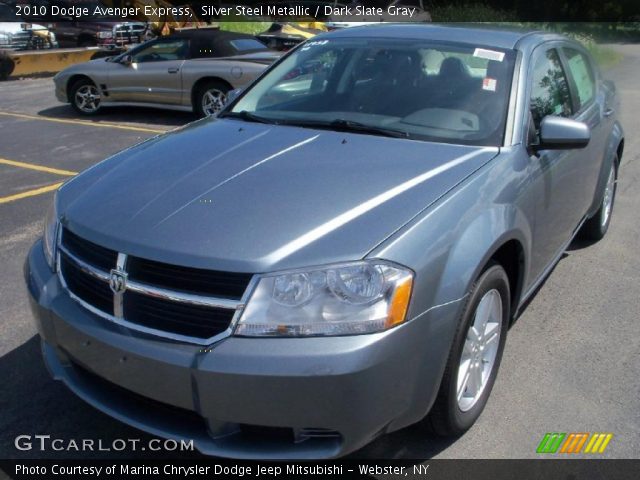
603, 108, 615, 117
168, 67, 179, 74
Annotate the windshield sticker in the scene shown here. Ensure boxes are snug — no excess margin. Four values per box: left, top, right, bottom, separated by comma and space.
482, 78, 497, 92
474, 48, 505, 62
301, 40, 329, 51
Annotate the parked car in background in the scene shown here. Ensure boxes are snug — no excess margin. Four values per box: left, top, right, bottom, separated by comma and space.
7, 0, 148, 47
28, 24, 623, 459
57, 19, 150, 49
257, 22, 325, 51
0, 2, 58, 50
0, 21, 57, 50
53, 29, 280, 117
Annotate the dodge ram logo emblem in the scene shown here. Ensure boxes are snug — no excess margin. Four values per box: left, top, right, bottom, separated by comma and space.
109, 269, 127, 294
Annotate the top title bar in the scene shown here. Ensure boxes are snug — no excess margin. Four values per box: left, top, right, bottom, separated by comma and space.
2, 0, 640, 23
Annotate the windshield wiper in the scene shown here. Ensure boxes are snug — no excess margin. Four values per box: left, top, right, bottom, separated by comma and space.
218, 110, 278, 124
280, 118, 410, 139
219, 113, 410, 138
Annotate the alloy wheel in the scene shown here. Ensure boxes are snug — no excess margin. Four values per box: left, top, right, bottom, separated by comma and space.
457, 289, 503, 412
201, 89, 227, 117
75, 85, 101, 113
601, 164, 616, 228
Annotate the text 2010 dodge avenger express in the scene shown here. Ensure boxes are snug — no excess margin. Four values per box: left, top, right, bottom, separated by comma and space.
25, 25, 623, 458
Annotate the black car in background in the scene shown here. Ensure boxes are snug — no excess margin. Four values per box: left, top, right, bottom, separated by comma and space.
8, 0, 149, 47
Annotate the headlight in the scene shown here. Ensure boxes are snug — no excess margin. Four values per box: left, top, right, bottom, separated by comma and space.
42, 198, 59, 271
235, 261, 413, 337
96, 31, 113, 39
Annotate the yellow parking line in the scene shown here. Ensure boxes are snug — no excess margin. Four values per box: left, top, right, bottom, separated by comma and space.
0, 158, 77, 176
0, 182, 63, 205
0, 111, 166, 134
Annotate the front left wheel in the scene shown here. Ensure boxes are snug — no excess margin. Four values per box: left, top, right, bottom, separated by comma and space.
70, 79, 101, 115
428, 262, 510, 436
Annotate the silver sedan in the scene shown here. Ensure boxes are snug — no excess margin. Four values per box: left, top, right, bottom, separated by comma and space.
53, 29, 280, 117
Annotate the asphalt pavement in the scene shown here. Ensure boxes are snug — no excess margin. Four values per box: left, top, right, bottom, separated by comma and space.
0, 44, 638, 462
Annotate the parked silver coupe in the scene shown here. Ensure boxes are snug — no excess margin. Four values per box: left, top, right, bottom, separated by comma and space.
53, 29, 280, 117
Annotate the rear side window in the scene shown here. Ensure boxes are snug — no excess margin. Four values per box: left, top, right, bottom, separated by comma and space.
563, 47, 596, 110
530, 49, 573, 129
229, 39, 268, 52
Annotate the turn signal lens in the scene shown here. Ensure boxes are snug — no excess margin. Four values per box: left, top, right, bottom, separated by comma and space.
386, 276, 413, 328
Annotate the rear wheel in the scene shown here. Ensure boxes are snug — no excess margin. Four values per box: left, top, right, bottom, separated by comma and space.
581, 157, 618, 241
78, 37, 96, 48
194, 80, 230, 118
428, 263, 510, 436
70, 78, 101, 115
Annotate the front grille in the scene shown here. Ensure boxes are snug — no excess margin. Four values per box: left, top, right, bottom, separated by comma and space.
60, 255, 113, 314
124, 290, 235, 339
58, 228, 251, 342
128, 257, 251, 300
7, 32, 31, 50
62, 229, 117, 271
113, 24, 146, 45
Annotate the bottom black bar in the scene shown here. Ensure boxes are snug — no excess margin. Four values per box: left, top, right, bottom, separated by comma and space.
0, 459, 639, 480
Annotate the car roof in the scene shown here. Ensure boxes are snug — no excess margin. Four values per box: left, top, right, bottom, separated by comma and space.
166, 29, 268, 57
322, 23, 565, 50
168, 29, 256, 41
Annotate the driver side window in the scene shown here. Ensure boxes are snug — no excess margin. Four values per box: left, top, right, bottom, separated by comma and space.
530, 48, 573, 131
131, 39, 189, 63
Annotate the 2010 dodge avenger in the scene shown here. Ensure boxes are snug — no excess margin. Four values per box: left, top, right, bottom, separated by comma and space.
25, 24, 623, 458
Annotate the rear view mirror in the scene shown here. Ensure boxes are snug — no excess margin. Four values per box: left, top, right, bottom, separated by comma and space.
536, 116, 590, 150
120, 55, 133, 66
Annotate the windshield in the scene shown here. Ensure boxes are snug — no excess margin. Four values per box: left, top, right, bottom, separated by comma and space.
230, 37, 516, 146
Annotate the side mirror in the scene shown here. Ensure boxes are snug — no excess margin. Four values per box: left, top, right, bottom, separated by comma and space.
120, 54, 133, 66
225, 88, 243, 105
535, 116, 590, 151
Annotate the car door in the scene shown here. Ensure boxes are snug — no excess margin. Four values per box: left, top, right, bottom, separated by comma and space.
559, 45, 608, 215
106, 38, 188, 105
527, 45, 585, 279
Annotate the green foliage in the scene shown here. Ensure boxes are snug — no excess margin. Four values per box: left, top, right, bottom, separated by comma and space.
498, 23, 624, 68
587, 44, 624, 69
218, 20, 270, 36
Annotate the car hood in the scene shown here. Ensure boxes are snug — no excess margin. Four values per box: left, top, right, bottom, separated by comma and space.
58, 57, 113, 75
58, 119, 498, 273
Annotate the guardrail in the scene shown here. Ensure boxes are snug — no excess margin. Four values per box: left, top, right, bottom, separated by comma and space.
0, 47, 120, 80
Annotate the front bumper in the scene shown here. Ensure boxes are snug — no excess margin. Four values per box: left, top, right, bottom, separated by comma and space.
53, 76, 67, 103
25, 240, 460, 459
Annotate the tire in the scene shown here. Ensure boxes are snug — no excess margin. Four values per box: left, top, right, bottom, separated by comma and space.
0, 51, 14, 81
70, 78, 102, 115
78, 37, 96, 48
580, 156, 618, 242
194, 80, 230, 118
428, 262, 510, 436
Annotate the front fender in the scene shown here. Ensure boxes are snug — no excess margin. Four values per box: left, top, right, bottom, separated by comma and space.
436, 205, 531, 312
371, 152, 533, 320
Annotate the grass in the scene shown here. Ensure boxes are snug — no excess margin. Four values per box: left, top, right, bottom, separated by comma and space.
585, 44, 624, 69
214, 18, 626, 69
